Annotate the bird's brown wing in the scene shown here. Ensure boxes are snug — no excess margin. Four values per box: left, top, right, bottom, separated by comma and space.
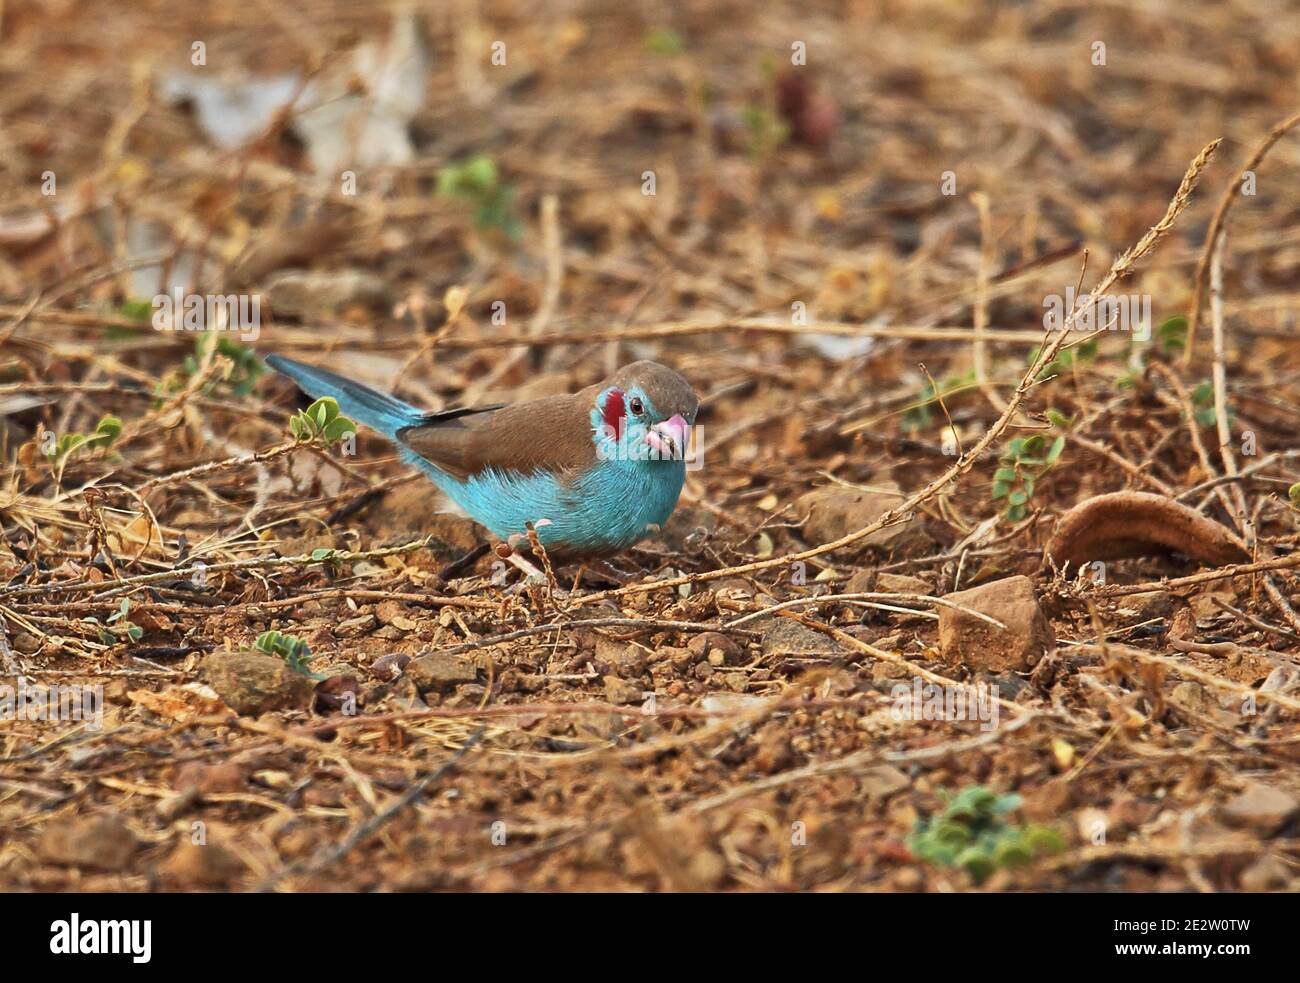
396, 388, 599, 483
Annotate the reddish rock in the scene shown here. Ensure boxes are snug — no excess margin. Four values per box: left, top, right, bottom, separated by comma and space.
603, 675, 644, 705
38, 813, 139, 871
205, 650, 315, 716
687, 631, 744, 665
1219, 783, 1298, 835
174, 760, 247, 795
876, 572, 933, 595
797, 482, 913, 548
938, 575, 1055, 672
161, 840, 247, 888
406, 652, 478, 692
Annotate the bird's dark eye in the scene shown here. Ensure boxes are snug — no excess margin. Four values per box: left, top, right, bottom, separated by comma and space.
629, 397, 645, 416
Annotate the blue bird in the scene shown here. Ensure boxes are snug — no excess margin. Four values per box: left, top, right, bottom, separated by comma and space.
265, 355, 699, 561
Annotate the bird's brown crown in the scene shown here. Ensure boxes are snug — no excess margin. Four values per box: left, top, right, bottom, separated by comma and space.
605, 360, 699, 422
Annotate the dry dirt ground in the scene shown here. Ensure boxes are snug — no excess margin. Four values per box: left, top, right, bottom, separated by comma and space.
2, 0, 1300, 891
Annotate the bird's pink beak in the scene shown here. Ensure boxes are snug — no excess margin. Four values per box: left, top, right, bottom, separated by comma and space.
644, 414, 688, 460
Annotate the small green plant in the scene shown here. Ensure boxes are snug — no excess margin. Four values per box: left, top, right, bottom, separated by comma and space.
307, 546, 346, 575
1031, 337, 1098, 381
254, 630, 324, 680
740, 103, 789, 160
1116, 315, 1187, 389
1155, 314, 1188, 356
900, 372, 974, 435
118, 298, 154, 323
195, 334, 264, 397
436, 155, 520, 239
44, 414, 122, 481
84, 597, 143, 646
993, 432, 1065, 521
1044, 408, 1074, 431
644, 27, 684, 55
159, 332, 265, 398
901, 380, 935, 433
101, 298, 154, 340
1290, 483, 1300, 510
1190, 380, 1232, 429
908, 785, 1064, 884
288, 397, 357, 448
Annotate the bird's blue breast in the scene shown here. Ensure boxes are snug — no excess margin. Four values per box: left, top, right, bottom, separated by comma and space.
400, 449, 685, 554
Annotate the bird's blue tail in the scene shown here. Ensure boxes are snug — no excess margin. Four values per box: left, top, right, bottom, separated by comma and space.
264, 354, 423, 439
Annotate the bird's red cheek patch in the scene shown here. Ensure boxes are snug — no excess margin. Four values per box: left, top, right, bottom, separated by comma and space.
602, 389, 626, 439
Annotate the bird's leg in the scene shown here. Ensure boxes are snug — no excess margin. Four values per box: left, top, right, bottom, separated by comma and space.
436, 542, 492, 583
581, 557, 635, 586
495, 536, 571, 609
505, 552, 546, 580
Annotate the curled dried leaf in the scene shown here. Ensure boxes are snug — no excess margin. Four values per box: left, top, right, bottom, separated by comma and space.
1044, 491, 1248, 569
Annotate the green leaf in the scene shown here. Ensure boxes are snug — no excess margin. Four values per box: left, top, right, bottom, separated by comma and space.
993, 467, 1018, 483
254, 629, 323, 679
96, 415, 123, 440
462, 155, 497, 191
1156, 314, 1188, 354
932, 820, 971, 849
322, 418, 357, 444
992, 792, 1023, 814
1044, 434, 1066, 464
1045, 409, 1073, 430
645, 27, 685, 54
991, 481, 1009, 500
951, 786, 997, 813
437, 156, 520, 237
118, 298, 154, 322
1023, 825, 1066, 855
439, 155, 499, 197
993, 838, 1032, 868
956, 847, 996, 884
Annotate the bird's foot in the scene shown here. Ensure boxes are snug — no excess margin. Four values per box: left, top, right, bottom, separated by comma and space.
497, 544, 570, 601
504, 551, 546, 581
570, 558, 637, 588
